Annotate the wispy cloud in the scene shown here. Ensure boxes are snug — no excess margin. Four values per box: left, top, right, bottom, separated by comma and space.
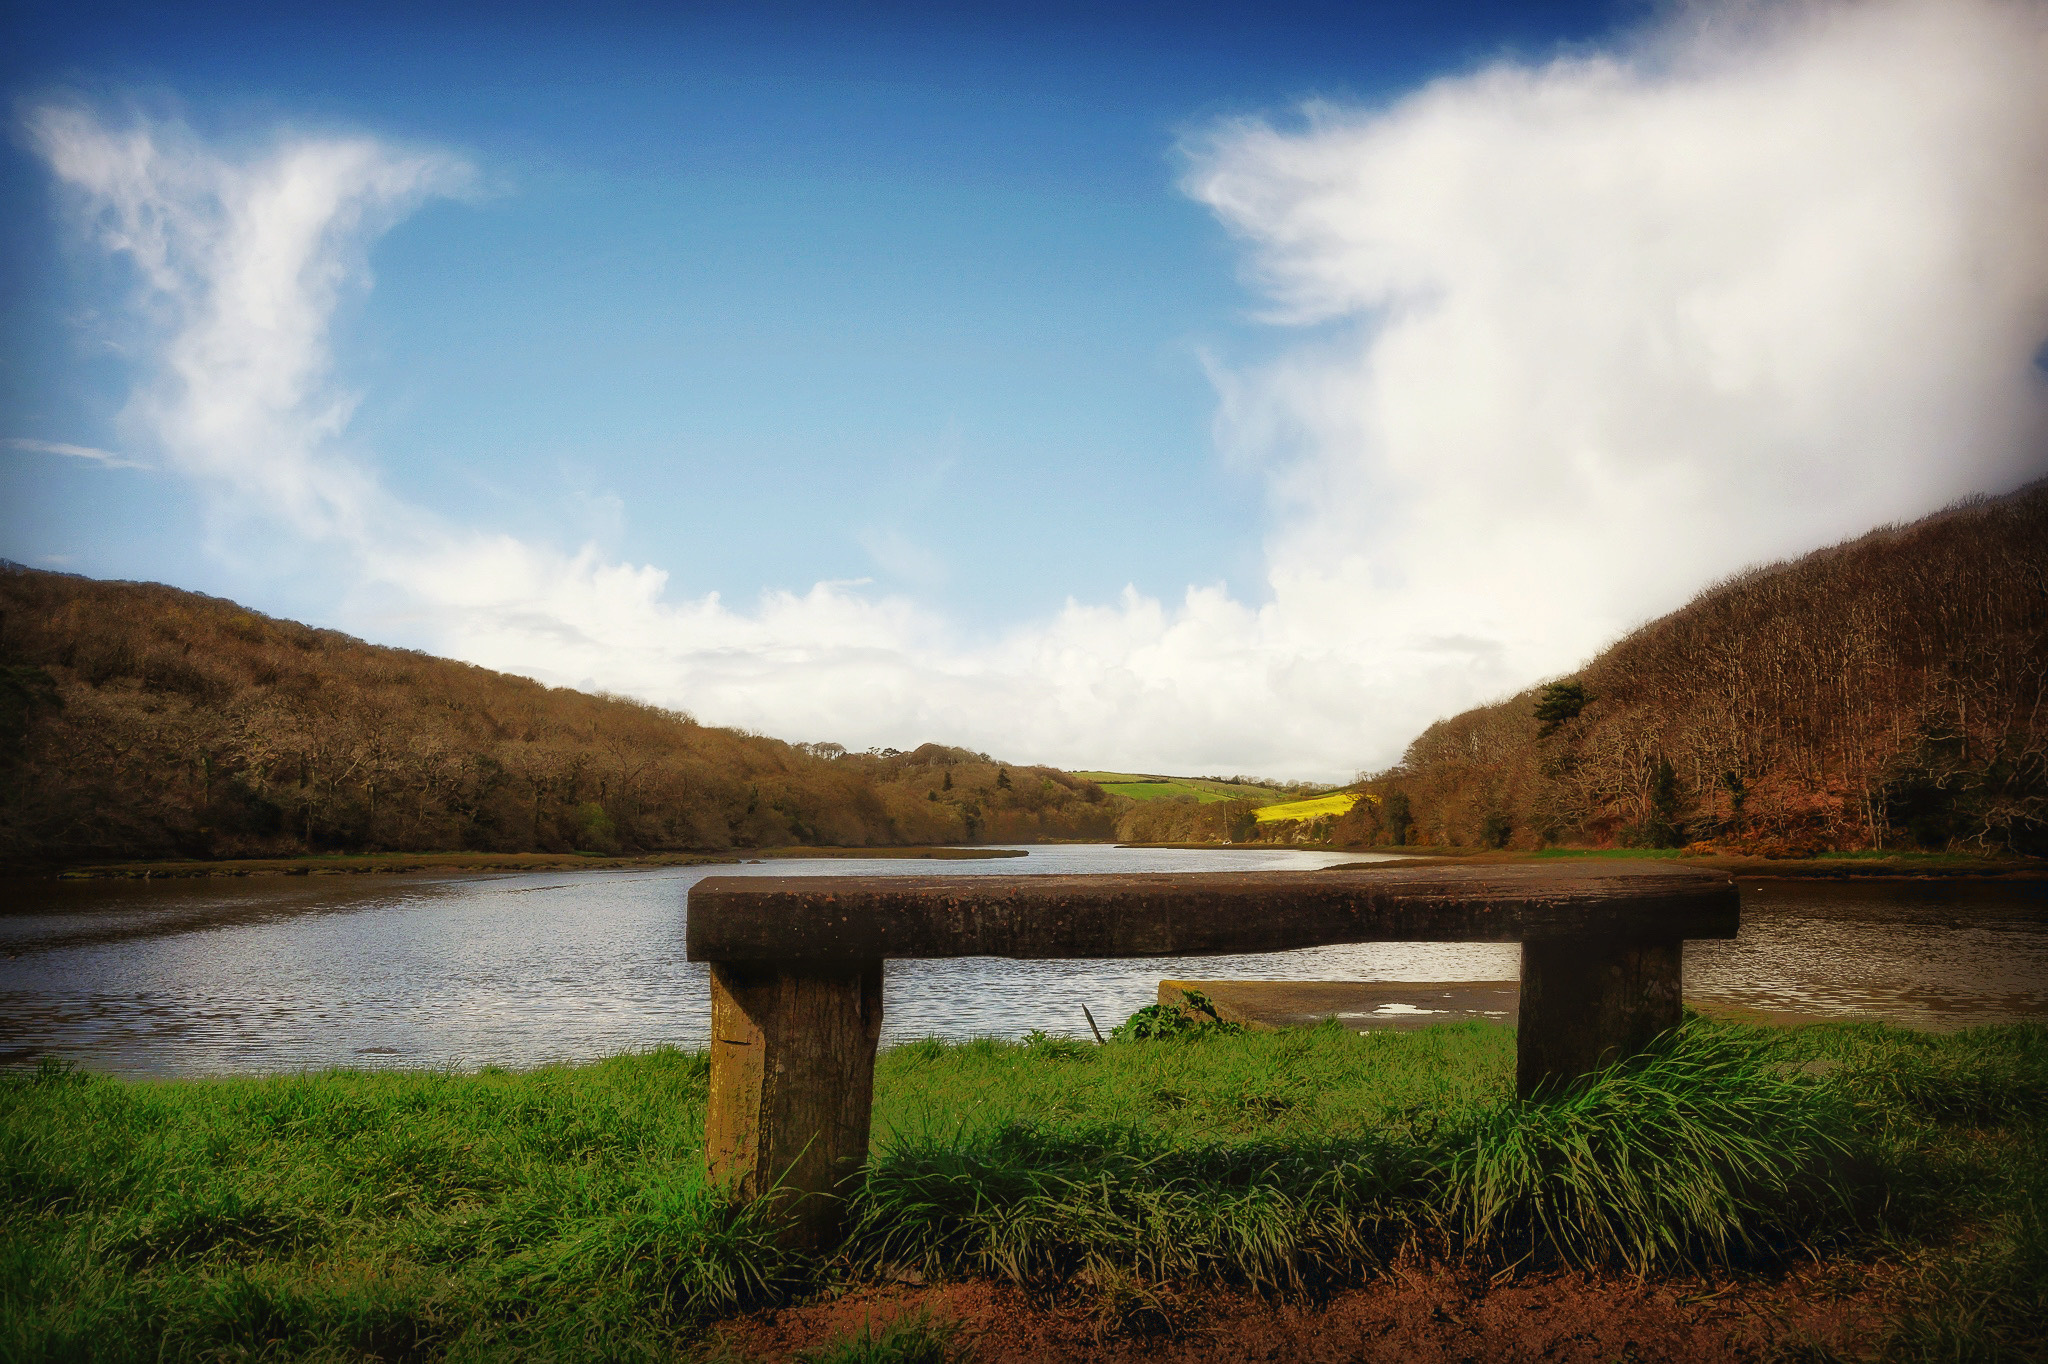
858, 525, 949, 588
5, 437, 150, 470
27, 104, 473, 536
26, 0, 2048, 780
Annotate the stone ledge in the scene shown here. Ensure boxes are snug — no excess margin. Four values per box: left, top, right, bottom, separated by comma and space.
1159, 978, 1521, 1031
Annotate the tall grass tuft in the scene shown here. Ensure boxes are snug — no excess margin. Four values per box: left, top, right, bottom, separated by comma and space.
846, 1122, 1422, 1292
1438, 1021, 1862, 1272
848, 1021, 1865, 1287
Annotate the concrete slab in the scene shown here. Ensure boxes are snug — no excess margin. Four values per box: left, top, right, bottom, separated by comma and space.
1161, 979, 1521, 1032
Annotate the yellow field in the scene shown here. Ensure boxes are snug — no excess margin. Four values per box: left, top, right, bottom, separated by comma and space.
1251, 792, 1362, 823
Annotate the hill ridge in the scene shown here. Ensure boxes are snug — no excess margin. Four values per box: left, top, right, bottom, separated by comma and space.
0, 572, 1117, 865
1331, 479, 2048, 855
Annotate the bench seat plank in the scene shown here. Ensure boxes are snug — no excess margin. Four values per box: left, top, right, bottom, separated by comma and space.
686, 862, 1737, 962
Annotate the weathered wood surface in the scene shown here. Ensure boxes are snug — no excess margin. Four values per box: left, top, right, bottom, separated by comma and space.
1518, 939, 1684, 1096
705, 961, 883, 1247
686, 861, 1737, 962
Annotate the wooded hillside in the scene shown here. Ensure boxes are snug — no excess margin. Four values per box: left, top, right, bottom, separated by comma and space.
0, 570, 1114, 865
1333, 482, 2048, 855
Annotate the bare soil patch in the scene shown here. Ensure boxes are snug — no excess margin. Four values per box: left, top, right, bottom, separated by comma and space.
713, 1264, 1886, 1363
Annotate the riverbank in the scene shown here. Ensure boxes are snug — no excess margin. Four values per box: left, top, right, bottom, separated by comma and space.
1527, 846, 2048, 879
4, 1017, 2042, 1361
28, 841, 2031, 882
1117, 842, 2047, 878
24, 845, 1030, 881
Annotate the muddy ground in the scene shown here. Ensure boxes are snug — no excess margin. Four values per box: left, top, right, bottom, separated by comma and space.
712, 1262, 1886, 1362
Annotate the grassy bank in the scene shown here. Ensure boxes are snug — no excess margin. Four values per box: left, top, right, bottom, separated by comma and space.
4, 1020, 2044, 1361
1525, 848, 2046, 878
1119, 842, 2045, 878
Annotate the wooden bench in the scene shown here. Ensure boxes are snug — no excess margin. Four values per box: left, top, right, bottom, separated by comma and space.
685, 860, 1738, 1245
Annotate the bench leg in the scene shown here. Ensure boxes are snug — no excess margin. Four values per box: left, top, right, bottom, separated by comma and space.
705, 960, 884, 1249
1516, 939, 1682, 1099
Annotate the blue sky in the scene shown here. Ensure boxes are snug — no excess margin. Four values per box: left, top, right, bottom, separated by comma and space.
5, 0, 2045, 777
4, 0, 1621, 622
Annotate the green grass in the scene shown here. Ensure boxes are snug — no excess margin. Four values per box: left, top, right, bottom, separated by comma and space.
1526, 847, 2033, 871
1074, 773, 1293, 805
4, 1021, 2045, 1360
1075, 772, 1353, 811
852, 1022, 1869, 1287
1528, 847, 1694, 859
0, 1051, 798, 1361
1795, 849, 2037, 869
792, 1310, 965, 1364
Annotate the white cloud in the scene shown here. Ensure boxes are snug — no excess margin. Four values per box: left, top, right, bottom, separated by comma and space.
28, 106, 472, 539
4, 437, 150, 469
1187, 0, 2048, 763
27, 0, 2048, 781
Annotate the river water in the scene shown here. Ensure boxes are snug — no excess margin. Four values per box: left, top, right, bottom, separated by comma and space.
2, 846, 2042, 1077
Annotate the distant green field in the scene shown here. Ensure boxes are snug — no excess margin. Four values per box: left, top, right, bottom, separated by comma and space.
1074, 772, 1293, 804
1252, 791, 1362, 823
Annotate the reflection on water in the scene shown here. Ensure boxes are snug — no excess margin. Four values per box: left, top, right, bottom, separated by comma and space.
1, 848, 2042, 1077
1686, 877, 2048, 1030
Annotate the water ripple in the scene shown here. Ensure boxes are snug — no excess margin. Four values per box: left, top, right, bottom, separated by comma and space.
2, 850, 2041, 1076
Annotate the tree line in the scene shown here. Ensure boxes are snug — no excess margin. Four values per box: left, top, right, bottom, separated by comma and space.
1331, 480, 2048, 855
8, 478, 2040, 865
0, 569, 1115, 866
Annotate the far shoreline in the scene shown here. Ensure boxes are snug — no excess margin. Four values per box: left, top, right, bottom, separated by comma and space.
11, 840, 2039, 882
13, 845, 1032, 882
1116, 842, 2048, 879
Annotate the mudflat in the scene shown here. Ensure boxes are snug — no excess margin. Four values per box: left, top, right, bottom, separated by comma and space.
1161, 978, 1520, 1030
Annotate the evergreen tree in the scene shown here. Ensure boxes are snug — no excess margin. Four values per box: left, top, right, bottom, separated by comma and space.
1533, 680, 1589, 737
